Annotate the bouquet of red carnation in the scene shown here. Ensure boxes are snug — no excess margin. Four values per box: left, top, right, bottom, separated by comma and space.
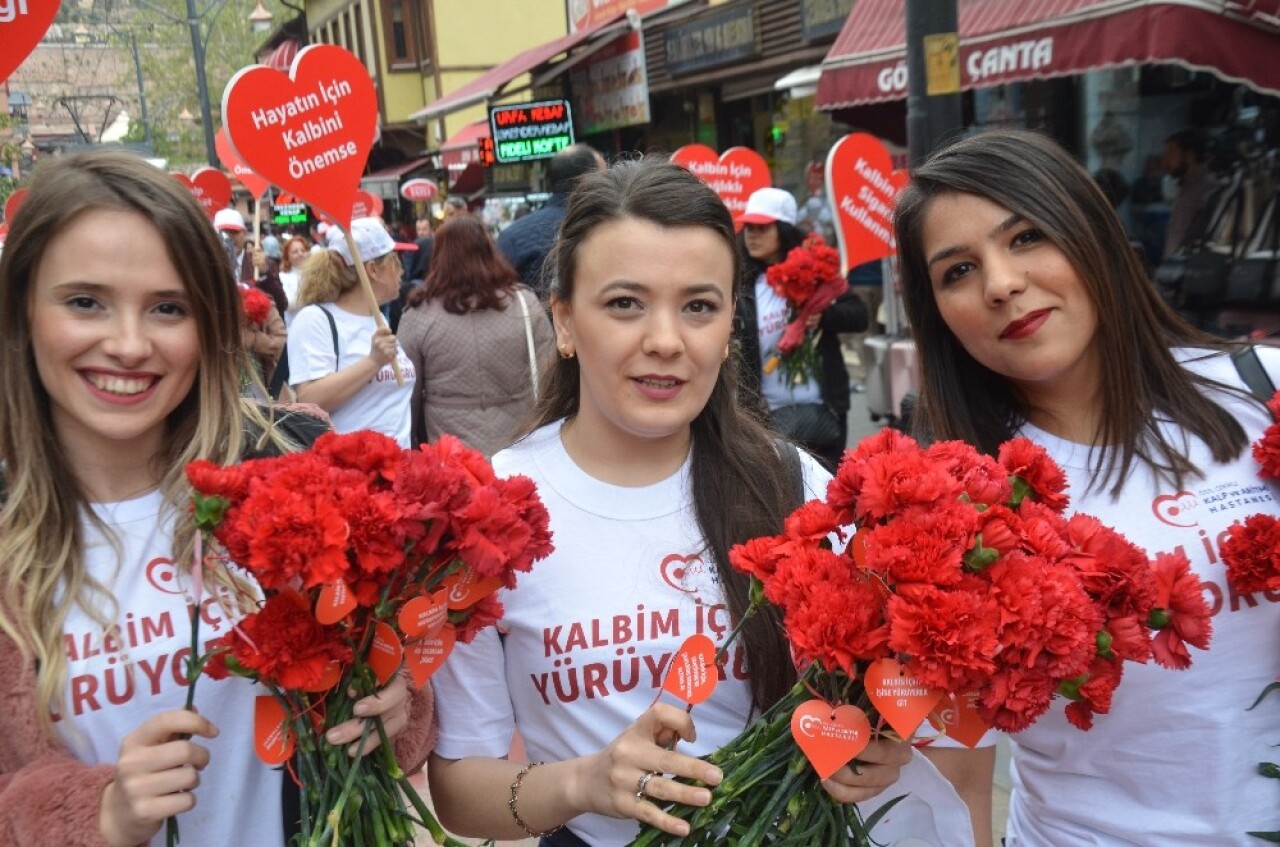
1218, 388, 1280, 842
763, 233, 846, 388
238, 283, 273, 327
181, 430, 552, 847
632, 429, 1212, 846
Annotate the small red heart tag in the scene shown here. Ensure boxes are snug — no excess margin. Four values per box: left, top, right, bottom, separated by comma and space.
191, 167, 232, 220
3, 188, 28, 223
368, 620, 404, 686
671, 144, 772, 220
661, 633, 719, 706
216, 128, 271, 199
315, 580, 358, 625
398, 591, 448, 639
254, 694, 295, 766
442, 570, 502, 610
351, 190, 383, 219
850, 532, 870, 570
404, 624, 457, 687
825, 132, 909, 273
927, 690, 989, 749
790, 700, 871, 780
222, 44, 378, 226
0, 0, 61, 86
864, 657, 943, 739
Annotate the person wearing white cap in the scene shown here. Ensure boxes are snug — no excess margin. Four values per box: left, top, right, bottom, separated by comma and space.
286, 217, 418, 446
732, 187, 867, 472
213, 208, 254, 283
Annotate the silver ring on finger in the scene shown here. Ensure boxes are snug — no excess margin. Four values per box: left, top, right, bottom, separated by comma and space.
634, 770, 657, 803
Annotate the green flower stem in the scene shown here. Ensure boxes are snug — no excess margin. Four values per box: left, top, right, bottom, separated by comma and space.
166, 579, 207, 847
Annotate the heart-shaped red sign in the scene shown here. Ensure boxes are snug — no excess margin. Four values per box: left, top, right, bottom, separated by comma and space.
661, 633, 719, 706
864, 657, 943, 740
3, 188, 28, 224
191, 167, 232, 220
316, 579, 358, 625
404, 624, 457, 687
216, 128, 271, 199
398, 591, 448, 639
671, 144, 771, 221
254, 694, 296, 766
352, 190, 383, 219
791, 700, 871, 779
825, 133, 909, 273
0, 0, 61, 86
442, 570, 502, 610
222, 44, 377, 227
927, 690, 989, 749
401, 178, 438, 201
368, 620, 404, 686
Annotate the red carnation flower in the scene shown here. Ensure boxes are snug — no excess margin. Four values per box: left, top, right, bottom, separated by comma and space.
225, 591, 353, 690
978, 665, 1057, 733
729, 535, 787, 585
1147, 551, 1213, 670
1220, 513, 1280, 595
454, 592, 505, 644
887, 585, 1001, 694
998, 438, 1069, 512
239, 284, 272, 327
926, 440, 1012, 507
1063, 655, 1124, 731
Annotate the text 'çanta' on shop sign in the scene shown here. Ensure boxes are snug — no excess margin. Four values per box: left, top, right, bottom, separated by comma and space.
488, 99, 576, 164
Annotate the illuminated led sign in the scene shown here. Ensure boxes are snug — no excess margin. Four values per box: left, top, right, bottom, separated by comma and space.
488, 99, 575, 164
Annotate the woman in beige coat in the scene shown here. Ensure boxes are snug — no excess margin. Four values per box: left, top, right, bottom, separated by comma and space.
398, 215, 555, 456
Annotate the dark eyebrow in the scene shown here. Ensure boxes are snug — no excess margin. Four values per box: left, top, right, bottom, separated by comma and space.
51, 281, 190, 300
599, 280, 726, 299
926, 213, 1025, 269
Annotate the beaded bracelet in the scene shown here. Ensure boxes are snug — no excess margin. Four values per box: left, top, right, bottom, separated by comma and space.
508, 761, 563, 838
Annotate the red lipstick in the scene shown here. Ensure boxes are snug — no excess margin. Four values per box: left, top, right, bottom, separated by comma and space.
1000, 309, 1051, 340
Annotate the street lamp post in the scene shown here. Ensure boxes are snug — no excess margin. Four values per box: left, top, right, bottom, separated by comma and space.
186, 0, 218, 166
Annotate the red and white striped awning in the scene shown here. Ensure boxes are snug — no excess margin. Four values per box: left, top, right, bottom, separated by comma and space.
265, 39, 301, 72
816, 0, 1280, 110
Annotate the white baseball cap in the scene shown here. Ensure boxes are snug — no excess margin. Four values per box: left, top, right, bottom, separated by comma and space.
737, 188, 797, 226
213, 208, 247, 232
326, 217, 417, 267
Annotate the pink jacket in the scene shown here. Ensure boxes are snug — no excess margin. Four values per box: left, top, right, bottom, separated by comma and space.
0, 631, 437, 846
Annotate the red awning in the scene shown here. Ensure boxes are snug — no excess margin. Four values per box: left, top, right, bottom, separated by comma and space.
265, 39, 300, 72
817, 0, 1280, 110
408, 14, 629, 122
438, 121, 491, 174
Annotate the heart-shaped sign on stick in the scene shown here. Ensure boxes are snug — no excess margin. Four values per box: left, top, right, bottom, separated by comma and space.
0, 0, 61, 85
864, 657, 943, 740
221, 44, 377, 228
351, 190, 383, 220
191, 167, 233, 220
791, 700, 872, 780
671, 144, 771, 221
216, 128, 271, 200
4, 188, 28, 224
825, 133, 909, 274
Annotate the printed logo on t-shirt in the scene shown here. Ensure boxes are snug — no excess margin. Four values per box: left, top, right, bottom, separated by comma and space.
1148, 486, 1280, 617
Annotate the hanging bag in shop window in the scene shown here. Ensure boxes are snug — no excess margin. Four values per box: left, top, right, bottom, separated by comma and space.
1222, 189, 1280, 306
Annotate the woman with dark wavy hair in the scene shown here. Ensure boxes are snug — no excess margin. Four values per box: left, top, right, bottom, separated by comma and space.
397, 214, 555, 456
895, 129, 1279, 845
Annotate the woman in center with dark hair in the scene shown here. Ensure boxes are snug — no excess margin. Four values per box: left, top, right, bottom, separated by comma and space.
422, 159, 976, 847
396, 215, 555, 457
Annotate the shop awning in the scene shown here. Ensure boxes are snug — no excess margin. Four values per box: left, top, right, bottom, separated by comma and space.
409, 14, 630, 122
265, 39, 300, 72
360, 155, 434, 199
438, 121, 491, 175
816, 0, 1280, 110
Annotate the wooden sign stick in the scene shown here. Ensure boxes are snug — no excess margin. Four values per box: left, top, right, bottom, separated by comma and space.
344, 231, 404, 385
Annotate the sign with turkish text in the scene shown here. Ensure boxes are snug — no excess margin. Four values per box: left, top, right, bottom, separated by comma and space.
670, 144, 771, 222
271, 191, 308, 225
401, 178, 439, 201
801, 0, 853, 42
221, 44, 378, 227
488, 99, 575, 164
570, 29, 650, 135
189, 167, 233, 220
825, 132, 907, 273
566, 0, 684, 33
216, 128, 271, 199
0, 0, 60, 84
664, 3, 759, 76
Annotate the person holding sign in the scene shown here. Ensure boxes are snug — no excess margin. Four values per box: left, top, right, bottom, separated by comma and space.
894, 129, 1280, 845
733, 187, 867, 473
427, 159, 920, 846
286, 217, 417, 446
0, 150, 431, 847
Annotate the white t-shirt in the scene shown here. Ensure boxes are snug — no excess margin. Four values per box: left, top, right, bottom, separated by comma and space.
279, 270, 301, 326
56, 492, 284, 847
432, 423, 974, 846
1004, 348, 1280, 846
287, 303, 414, 447
754, 273, 821, 409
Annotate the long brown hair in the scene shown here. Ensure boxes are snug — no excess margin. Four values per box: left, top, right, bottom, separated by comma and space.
0, 150, 280, 731
408, 216, 519, 313
528, 158, 802, 712
894, 129, 1247, 496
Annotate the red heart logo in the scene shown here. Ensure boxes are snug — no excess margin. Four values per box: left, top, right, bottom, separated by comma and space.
0, 0, 61, 86
671, 144, 772, 221
864, 657, 943, 740
404, 624, 457, 687
658, 552, 704, 594
825, 133, 908, 273
4, 188, 28, 223
222, 44, 377, 226
398, 591, 448, 639
790, 700, 871, 779
216, 128, 271, 199
191, 167, 232, 220
661, 633, 719, 706
927, 690, 989, 749
441, 570, 502, 610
